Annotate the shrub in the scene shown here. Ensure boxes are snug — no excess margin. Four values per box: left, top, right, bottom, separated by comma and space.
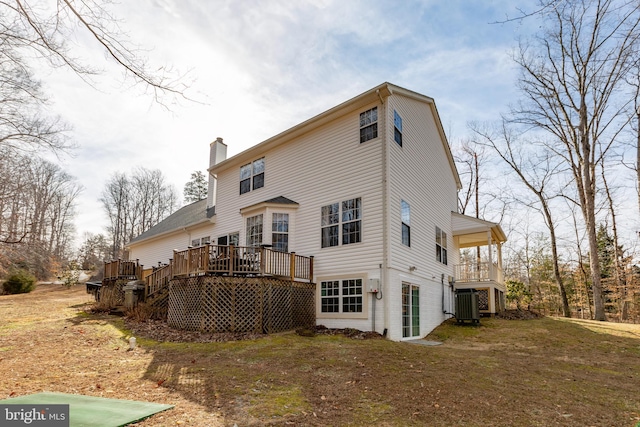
2, 269, 36, 294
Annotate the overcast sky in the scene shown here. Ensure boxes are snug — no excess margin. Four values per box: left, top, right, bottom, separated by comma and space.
36, 0, 619, 247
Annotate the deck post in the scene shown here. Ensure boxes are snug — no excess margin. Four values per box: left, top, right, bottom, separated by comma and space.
309, 256, 314, 283
259, 247, 265, 275
229, 245, 235, 275
290, 252, 296, 281
172, 250, 178, 277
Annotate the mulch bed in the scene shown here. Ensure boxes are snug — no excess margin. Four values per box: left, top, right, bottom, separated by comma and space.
495, 309, 543, 320
123, 318, 384, 343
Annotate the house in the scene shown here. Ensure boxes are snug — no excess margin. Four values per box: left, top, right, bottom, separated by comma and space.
126, 82, 507, 341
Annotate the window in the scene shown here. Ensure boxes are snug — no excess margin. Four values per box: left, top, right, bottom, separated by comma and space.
246, 215, 263, 247
320, 281, 339, 313
436, 226, 448, 265
217, 232, 239, 246
191, 236, 211, 247
342, 279, 363, 312
341, 198, 361, 245
321, 203, 339, 248
272, 213, 289, 252
321, 198, 361, 248
240, 158, 265, 195
321, 279, 363, 313
401, 200, 410, 246
394, 110, 403, 146
359, 107, 378, 143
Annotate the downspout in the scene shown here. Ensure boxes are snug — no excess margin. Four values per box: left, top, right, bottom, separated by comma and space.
379, 89, 390, 337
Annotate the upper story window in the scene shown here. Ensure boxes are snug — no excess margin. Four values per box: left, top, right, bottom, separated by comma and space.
240, 157, 265, 195
272, 213, 289, 252
394, 110, 403, 146
436, 226, 448, 265
359, 107, 378, 143
401, 200, 410, 247
246, 214, 263, 247
321, 197, 362, 248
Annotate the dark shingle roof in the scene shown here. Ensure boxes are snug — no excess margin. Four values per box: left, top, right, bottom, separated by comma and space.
128, 196, 296, 246
262, 196, 298, 205
129, 199, 209, 244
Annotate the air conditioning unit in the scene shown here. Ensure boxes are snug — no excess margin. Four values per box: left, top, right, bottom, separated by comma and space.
455, 289, 479, 324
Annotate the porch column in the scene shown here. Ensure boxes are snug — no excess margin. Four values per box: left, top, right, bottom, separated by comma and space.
487, 230, 493, 280
497, 242, 503, 283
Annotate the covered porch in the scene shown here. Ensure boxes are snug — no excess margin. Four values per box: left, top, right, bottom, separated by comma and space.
451, 212, 507, 315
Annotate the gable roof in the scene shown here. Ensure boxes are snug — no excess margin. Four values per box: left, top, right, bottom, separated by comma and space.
128, 199, 210, 246
210, 82, 462, 190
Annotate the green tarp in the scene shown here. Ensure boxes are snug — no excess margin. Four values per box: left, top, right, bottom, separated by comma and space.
0, 392, 173, 427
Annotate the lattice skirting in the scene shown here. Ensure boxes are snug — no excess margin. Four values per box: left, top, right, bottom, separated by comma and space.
167, 276, 316, 334
146, 288, 169, 320
99, 279, 128, 308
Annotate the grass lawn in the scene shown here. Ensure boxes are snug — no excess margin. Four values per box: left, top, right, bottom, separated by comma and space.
1, 284, 639, 426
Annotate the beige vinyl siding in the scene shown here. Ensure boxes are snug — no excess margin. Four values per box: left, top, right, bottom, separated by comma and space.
129, 223, 215, 269
129, 231, 190, 270
213, 100, 385, 278
386, 94, 458, 278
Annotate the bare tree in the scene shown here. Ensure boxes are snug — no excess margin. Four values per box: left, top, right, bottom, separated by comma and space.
509, 0, 640, 320
472, 123, 572, 317
77, 232, 110, 271
0, 1, 190, 156
0, 151, 81, 276
100, 167, 177, 259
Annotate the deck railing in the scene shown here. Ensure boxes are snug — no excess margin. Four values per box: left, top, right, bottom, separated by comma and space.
145, 263, 172, 298
454, 262, 503, 284
117, 245, 314, 301
171, 244, 314, 282
104, 259, 143, 280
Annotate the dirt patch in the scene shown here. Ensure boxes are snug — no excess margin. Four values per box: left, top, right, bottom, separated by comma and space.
1, 284, 640, 426
313, 325, 384, 339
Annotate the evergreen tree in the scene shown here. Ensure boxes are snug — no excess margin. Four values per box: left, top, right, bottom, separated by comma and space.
183, 171, 208, 204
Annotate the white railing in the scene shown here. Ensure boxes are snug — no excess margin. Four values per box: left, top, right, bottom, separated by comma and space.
454, 262, 503, 284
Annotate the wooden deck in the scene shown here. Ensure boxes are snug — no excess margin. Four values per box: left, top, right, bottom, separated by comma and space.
103, 259, 143, 280
101, 245, 314, 301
